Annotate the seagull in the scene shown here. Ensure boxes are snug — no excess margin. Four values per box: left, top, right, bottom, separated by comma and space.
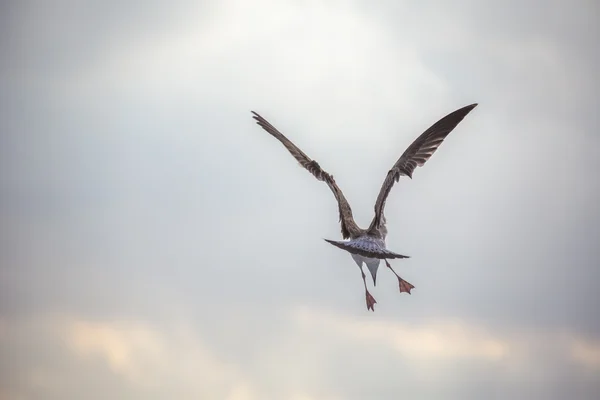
251, 103, 477, 311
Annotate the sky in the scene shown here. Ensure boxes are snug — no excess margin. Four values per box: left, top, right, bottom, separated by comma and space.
1, 0, 599, 399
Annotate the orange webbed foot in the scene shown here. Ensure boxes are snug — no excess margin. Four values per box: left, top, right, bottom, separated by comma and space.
365, 291, 377, 311
398, 278, 415, 294
385, 259, 415, 295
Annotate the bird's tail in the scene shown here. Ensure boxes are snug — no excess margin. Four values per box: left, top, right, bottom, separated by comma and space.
365, 258, 380, 286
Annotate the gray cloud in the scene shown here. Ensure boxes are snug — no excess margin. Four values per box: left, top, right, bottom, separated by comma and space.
1, 0, 599, 398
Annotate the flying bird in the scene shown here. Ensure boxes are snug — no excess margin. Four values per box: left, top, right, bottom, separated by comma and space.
251, 103, 477, 311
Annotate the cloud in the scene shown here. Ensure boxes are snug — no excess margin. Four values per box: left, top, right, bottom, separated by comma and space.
291, 306, 600, 375
0, 314, 255, 399
293, 306, 508, 361
570, 337, 600, 370
2, 309, 600, 400
65, 318, 251, 397
1, 0, 599, 399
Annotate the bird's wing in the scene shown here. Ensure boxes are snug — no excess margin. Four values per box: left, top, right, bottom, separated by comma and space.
252, 111, 361, 239
368, 103, 478, 232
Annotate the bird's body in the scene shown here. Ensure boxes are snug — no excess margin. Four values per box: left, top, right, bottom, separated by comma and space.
251, 103, 478, 310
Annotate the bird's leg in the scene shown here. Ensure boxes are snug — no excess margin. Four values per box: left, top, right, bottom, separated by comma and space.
385, 259, 415, 294
361, 269, 377, 311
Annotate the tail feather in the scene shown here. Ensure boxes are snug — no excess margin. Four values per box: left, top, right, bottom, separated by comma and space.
365, 258, 380, 286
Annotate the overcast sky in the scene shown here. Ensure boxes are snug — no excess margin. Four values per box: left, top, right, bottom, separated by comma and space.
1, 0, 599, 399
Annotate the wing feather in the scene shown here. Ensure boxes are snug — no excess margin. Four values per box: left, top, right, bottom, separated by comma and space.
252, 111, 361, 238
368, 103, 478, 232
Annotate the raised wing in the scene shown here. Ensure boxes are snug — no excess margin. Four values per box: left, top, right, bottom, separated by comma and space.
252, 111, 361, 239
368, 103, 478, 232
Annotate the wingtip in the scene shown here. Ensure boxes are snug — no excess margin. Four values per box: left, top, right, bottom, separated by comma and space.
452, 103, 478, 118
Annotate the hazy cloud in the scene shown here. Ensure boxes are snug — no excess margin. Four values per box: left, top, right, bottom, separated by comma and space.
1, 0, 598, 398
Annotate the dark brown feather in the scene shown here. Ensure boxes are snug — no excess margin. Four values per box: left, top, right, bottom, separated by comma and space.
368, 103, 478, 233
252, 111, 362, 239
